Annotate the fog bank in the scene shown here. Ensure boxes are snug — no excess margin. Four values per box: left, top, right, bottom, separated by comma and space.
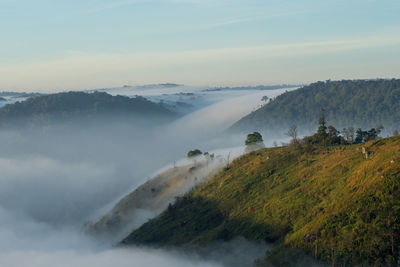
0, 88, 290, 266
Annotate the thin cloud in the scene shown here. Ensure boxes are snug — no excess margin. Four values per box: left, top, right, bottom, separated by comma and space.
209, 10, 311, 29
0, 34, 399, 91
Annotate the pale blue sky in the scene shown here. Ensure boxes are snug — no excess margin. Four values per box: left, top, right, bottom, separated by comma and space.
0, 0, 399, 91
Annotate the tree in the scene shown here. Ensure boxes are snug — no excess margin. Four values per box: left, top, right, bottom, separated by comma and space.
328, 125, 339, 138
327, 125, 344, 145
355, 128, 364, 144
394, 130, 399, 136
286, 125, 299, 145
348, 127, 355, 143
317, 109, 328, 139
354, 126, 382, 143
342, 127, 355, 144
342, 128, 350, 143
261, 96, 269, 103
245, 132, 263, 146
376, 124, 384, 135
245, 132, 265, 152
365, 128, 378, 142
187, 149, 202, 158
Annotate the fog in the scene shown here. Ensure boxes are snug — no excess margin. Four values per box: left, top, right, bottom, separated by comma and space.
0, 88, 289, 266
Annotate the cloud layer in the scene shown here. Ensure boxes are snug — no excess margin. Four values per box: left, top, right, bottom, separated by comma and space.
1, 34, 399, 91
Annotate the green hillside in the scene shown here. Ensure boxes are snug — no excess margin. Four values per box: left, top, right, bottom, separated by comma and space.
230, 79, 400, 135
0, 91, 176, 127
122, 136, 400, 266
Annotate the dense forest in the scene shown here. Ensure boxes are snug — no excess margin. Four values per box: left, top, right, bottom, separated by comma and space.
230, 79, 400, 135
0, 91, 176, 127
122, 135, 400, 266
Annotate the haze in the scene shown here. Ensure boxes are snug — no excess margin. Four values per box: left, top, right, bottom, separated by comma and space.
0, 0, 399, 91
0, 88, 287, 266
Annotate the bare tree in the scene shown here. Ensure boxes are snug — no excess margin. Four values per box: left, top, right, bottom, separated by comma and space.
394, 130, 399, 136
342, 128, 350, 142
348, 127, 355, 143
342, 127, 355, 143
226, 151, 231, 166
286, 125, 299, 145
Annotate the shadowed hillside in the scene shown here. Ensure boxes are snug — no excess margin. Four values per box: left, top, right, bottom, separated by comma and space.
87, 158, 227, 242
122, 136, 400, 266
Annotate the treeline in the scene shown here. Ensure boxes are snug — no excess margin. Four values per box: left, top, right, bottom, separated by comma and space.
231, 79, 400, 135
290, 109, 386, 146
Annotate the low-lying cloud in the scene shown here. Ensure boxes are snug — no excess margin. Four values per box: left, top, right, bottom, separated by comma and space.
0, 89, 287, 266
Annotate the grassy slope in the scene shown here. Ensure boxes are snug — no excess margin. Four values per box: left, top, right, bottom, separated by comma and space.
123, 136, 400, 265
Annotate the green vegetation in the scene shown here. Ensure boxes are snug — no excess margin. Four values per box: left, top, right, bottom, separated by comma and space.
301, 109, 383, 146
245, 132, 264, 146
245, 132, 265, 153
187, 149, 203, 158
230, 79, 400, 135
0, 91, 176, 127
122, 135, 400, 266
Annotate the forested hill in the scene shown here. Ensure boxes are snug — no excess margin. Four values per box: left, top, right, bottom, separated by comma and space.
230, 79, 400, 135
0, 91, 176, 127
122, 136, 400, 266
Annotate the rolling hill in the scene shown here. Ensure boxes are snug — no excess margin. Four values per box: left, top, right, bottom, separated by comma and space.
230, 79, 400, 136
122, 136, 400, 266
0, 91, 176, 127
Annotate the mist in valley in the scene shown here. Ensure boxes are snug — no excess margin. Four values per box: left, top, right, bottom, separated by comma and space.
0, 88, 291, 266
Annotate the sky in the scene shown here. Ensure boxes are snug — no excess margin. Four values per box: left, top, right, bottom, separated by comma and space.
0, 0, 399, 92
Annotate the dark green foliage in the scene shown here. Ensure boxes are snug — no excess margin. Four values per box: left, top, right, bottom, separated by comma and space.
255, 247, 326, 267
303, 124, 346, 146
121, 196, 225, 246
245, 132, 263, 146
0, 91, 176, 127
315, 172, 400, 266
317, 109, 328, 139
187, 149, 202, 158
354, 126, 384, 144
302, 110, 381, 146
231, 79, 400, 135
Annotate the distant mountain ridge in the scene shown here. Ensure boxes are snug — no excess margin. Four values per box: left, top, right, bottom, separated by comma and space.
202, 84, 301, 92
0, 91, 176, 127
230, 79, 400, 135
